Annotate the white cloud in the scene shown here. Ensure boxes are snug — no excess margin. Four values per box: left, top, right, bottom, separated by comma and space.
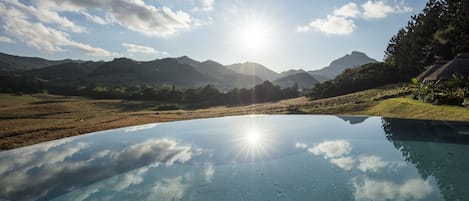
0, 35, 15, 44
357, 155, 388, 172
3, 18, 111, 56
7, 0, 85, 33
362, 0, 395, 19
202, 0, 215, 11
146, 175, 189, 201
309, 15, 356, 35
0, 138, 193, 200
298, 0, 412, 34
333, 3, 360, 18
295, 142, 308, 149
123, 43, 158, 54
34, 0, 193, 37
330, 156, 355, 170
124, 123, 160, 132
0, 2, 112, 56
81, 11, 109, 25
354, 177, 433, 201
362, 0, 412, 19
308, 140, 352, 158
204, 163, 215, 183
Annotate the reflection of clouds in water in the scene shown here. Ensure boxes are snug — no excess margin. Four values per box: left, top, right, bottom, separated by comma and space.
308, 140, 352, 159
114, 139, 192, 167
302, 140, 405, 172
330, 156, 355, 171
0, 138, 192, 201
295, 142, 308, 149
353, 177, 433, 201
357, 155, 405, 172
204, 163, 215, 183
0, 138, 73, 175
124, 123, 161, 133
146, 174, 190, 201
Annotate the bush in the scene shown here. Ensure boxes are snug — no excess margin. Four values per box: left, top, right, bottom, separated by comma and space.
411, 75, 469, 106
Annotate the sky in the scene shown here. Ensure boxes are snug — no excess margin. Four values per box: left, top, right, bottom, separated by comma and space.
0, 0, 427, 72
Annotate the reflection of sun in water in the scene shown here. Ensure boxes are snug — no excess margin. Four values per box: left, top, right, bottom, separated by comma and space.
245, 130, 261, 146
235, 128, 272, 161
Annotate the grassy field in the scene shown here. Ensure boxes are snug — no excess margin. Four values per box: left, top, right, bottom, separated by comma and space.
2, 84, 469, 150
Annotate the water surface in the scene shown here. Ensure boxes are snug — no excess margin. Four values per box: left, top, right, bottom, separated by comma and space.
1, 115, 468, 201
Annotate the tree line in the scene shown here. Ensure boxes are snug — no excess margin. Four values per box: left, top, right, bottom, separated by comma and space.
0, 74, 300, 107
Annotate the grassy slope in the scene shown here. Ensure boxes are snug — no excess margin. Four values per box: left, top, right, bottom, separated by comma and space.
363, 98, 469, 121
2, 84, 469, 150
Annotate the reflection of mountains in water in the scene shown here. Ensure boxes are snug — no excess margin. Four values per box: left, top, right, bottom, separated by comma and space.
381, 118, 469, 201
337, 116, 369, 125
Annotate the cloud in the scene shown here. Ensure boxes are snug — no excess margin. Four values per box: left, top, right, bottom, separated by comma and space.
34, 0, 193, 37
0, 35, 15, 44
204, 163, 215, 183
330, 156, 355, 170
353, 177, 433, 201
124, 123, 161, 132
295, 142, 308, 149
0, 3, 112, 56
193, 0, 215, 12
123, 43, 158, 54
145, 175, 190, 201
308, 140, 352, 158
0, 138, 192, 200
333, 3, 360, 18
309, 15, 356, 35
7, 0, 85, 33
3, 18, 111, 56
361, 1, 393, 19
80, 11, 109, 25
298, 0, 412, 35
357, 155, 389, 172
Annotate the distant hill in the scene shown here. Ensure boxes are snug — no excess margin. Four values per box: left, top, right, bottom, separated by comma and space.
19, 55, 261, 89
308, 51, 377, 80
273, 71, 319, 89
175, 56, 262, 89
88, 58, 217, 88
0, 52, 71, 71
275, 69, 306, 80
309, 74, 331, 83
227, 62, 278, 81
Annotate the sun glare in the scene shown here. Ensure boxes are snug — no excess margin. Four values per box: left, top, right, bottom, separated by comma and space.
245, 130, 261, 145
235, 18, 273, 52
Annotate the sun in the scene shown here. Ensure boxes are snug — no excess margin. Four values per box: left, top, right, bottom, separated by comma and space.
234, 18, 273, 52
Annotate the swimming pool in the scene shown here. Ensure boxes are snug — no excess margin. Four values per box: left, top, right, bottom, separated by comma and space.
0, 115, 468, 201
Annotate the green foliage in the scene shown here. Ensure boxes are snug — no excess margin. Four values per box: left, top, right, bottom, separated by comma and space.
308, 63, 400, 99
0, 74, 47, 94
384, 0, 469, 79
411, 75, 469, 106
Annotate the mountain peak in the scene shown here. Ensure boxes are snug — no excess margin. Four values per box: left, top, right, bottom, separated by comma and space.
308, 51, 377, 79
350, 51, 367, 56
227, 62, 278, 81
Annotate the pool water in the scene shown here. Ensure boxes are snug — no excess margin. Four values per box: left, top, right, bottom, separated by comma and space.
0, 115, 468, 201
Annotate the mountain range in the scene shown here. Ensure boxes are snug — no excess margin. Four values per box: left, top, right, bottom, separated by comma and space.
0, 51, 377, 90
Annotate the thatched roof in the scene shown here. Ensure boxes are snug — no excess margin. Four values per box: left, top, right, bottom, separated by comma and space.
416, 60, 448, 81
424, 53, 469, 81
